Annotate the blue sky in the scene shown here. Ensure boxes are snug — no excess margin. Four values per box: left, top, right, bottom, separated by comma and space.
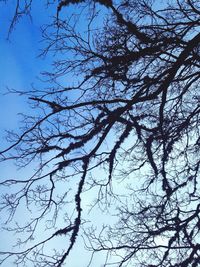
0, 2, 110, 266
0, 1, 51, 184
0, 2, 44, 130
0, 2, 164, 266
0, 1, 60, 264
0, 3, 52, 266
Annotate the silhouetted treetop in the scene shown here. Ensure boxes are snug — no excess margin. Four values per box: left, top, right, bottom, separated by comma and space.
0, 0, 199, 266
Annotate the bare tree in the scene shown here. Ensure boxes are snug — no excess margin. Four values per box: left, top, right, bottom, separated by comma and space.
0, 0, 200, 266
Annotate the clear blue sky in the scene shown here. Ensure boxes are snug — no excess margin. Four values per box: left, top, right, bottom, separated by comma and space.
0, 2, 110, 266
0, 2, 46, 130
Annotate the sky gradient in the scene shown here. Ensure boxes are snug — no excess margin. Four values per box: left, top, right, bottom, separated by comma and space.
0, 2, 108, 266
